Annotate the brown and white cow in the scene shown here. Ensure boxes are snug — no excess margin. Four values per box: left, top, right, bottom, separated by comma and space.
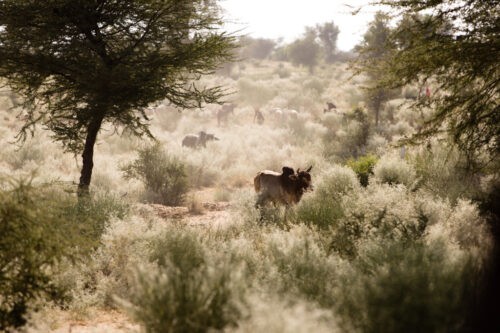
254, 166, 313, 219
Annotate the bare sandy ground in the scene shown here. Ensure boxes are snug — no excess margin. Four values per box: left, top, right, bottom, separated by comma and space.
48, 310, 139, 333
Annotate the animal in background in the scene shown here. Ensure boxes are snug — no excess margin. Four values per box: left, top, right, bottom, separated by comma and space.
323, 102, 337, 113
283, 109, 299, 120
254, 108, 264, 125
269, 108, 283, 122
182, 131, 219, 148
217, 103, 235, 126
254, 166, 313, 219
269, 108, 298, 122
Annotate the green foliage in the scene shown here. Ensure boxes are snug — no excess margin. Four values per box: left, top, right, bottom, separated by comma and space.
369, 1, 499, 164
121, 228, 243, 333
348, 107, 371, 155
353, 12, 397, 126
66, 190, 130, 245
0, 177, 107, 330
267, 228, 337, 307
336, 239, 478, 333
295, 165, 359, 229
373, 155, 417, 188
324, 106, 371, 159
347, 154, 378, 186
122, 143, 189, 206
411, 143, 481, 202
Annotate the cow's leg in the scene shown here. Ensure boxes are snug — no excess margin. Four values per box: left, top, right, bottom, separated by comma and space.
284, 204, 290, 222
255, 194, 269, 223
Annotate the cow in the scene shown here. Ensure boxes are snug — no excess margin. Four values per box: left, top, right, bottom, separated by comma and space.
217, 103, 235, 126
182, 131, 219, 148
323, 102, 337, 113
254, 108, 264, 125
254, 166, 313, 220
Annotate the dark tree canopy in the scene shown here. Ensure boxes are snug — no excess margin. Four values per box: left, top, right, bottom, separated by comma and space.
370, 0, 500, 165
0, 0, 236, 192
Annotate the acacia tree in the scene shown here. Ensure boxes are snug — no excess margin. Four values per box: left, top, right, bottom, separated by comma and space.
372, 0, 499, 165
0, 0, 236, 194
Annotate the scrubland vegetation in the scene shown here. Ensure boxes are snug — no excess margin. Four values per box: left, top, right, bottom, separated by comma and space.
1, 55, 496, 332
1, 1, 498, 332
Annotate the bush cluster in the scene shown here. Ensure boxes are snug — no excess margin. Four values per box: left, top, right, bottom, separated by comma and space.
120, 228, 243, 333
346, 154, 378, 186
122, 143, 189, 206
0, 177, 125, 330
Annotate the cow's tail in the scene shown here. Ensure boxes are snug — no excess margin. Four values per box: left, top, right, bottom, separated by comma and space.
254, 173, 261, 193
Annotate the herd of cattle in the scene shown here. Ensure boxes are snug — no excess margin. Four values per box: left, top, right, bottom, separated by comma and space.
181, 102, 338, 149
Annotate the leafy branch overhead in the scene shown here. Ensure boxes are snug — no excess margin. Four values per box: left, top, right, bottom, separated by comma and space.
357, 0, 499, 162
0, 0, 237, 153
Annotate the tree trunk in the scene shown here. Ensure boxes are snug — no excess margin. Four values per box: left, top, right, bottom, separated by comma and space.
78, 115, 104, 197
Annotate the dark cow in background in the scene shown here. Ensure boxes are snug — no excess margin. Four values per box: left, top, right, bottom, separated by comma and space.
254, 108, 264, 125
254, 166, 313, 220
217, 103, 235, 126
182, 131, 218, 148
324, 102, 337, 113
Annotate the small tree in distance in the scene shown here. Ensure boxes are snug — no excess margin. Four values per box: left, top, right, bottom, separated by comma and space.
317, 21, 340, 63
0, 0, 236, 195
288, 28, 320, 73
353, 12, 396, 127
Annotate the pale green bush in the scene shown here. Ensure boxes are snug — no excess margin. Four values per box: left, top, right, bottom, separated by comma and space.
265, 226, 338, 307
411, 142, 479, 202
0, 177, 125, 329
120, 228, 244, 333
295, 165, 360, 229
335, 238, 479, 333
0, 179, 76, 330
122, 143, 189, 206
373, 154, 417, 188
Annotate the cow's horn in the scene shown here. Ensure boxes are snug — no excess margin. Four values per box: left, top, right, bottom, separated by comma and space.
306, 165, 312, 172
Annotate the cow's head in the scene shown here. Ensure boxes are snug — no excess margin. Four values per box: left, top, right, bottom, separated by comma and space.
296, 166, 313, 192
